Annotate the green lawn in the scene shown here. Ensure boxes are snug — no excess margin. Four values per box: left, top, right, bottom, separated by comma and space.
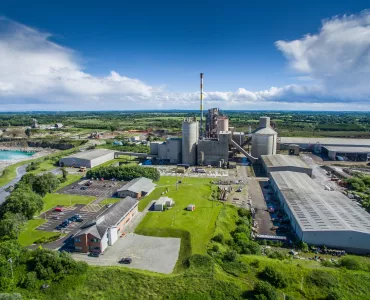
135, 176, 222, 255
29, 161, 56, 175
55, 174, 83, 191
42, 193, 95, 212
100, 198, 120, 205
18, 219, 60, 247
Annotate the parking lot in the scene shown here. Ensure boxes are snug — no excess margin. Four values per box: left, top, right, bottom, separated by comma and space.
38, 204, 106, 234
58, 179, 127, 198
73, 233, 181, 274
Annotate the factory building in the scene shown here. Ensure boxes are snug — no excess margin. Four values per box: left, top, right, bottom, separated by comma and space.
251, 117, 277, 159
59, 149, 115, 168
280, 137, 370, 149
150, 138, 182, 164
261, 154, 312, 177
182, 117, 199, 165
270, 171, 370, 254
198, 131, 230, 166
321, 146, 370, 161
232, 132, 245, 146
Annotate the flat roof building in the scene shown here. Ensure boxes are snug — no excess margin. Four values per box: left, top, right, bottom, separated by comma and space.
59, 149, 115, 168
261, 154, 312, 177
269, 171, 370, 253
280, 137, 370, 148
322, 146, 370, 161
117, 177, 156, 199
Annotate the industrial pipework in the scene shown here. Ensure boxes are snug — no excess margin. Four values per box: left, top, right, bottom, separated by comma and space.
200, 73, 204, 138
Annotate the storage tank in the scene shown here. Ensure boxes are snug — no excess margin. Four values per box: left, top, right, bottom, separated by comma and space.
251, 117, 277, 159
182, 117, 198, 165
217, 117, 229, 133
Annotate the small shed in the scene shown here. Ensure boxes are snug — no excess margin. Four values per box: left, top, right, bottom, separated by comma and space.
154, 197, 174, 211
187, 204, 195, 211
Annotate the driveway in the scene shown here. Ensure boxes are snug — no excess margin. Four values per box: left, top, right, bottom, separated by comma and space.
73, 233, 181, 274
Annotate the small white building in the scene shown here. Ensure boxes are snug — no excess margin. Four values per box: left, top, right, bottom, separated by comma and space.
187, 204, 195, 211
55, 123, 64, 129
154, 197, 174, 211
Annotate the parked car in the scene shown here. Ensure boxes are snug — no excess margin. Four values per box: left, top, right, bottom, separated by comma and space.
55, 225, 62, 230
52, 216, 60, 220
54, 207, 63, 212
119, 257, 132, 264
75, 218, 83, 222
89, 252, 100, 257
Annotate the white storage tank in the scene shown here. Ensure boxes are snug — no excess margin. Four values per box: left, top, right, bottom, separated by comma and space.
251, 117, 277, 159
182, 117, 198, 165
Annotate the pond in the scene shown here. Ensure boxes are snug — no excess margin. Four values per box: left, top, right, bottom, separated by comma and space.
0, 150, 35, 161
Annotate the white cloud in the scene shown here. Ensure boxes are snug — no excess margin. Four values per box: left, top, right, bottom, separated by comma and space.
1, 12, 370, 110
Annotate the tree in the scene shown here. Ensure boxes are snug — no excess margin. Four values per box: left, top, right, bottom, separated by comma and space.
25, 128, 31, 137
32, 173, 59, 196
1, 187, 43, 219
0, 213, 26, 240
61, 167, 68, 180
253, 281, 279, 300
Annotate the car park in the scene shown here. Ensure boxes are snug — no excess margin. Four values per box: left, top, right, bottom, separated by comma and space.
119, 257, 132, 264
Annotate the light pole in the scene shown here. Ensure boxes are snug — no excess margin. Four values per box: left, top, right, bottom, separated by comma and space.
8, 258, 13, 280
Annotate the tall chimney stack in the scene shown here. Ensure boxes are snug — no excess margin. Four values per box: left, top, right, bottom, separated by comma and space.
200, 73, 204, 138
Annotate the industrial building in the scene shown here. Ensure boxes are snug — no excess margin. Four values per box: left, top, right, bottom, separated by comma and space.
59, 149, 115, 168
251, 117, 277, 159
117, 177, 156, 199
150, 138, 182, 164
261, 154, 312, 177
74, 197, 138, 253
269, 171, 370, 254
197, 131, 230, 166
321, 146, 370, 161
280, 137, 370, 149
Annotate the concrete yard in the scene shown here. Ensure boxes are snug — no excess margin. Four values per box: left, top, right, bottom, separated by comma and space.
73, 233, 181, 274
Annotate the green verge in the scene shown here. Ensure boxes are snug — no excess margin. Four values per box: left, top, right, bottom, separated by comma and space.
100, 198, 120, 205
18, 219, 61, 247
55, 174, 83, 191
42, 193, 96, 212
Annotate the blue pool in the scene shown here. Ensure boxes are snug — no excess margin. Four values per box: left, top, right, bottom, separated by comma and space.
0, 150, 35, 161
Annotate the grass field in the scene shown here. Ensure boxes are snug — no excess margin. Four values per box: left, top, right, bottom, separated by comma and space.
42, 193, 95, 212
18, 219, 60, 246
135, 176, 222, 255
100, 198, 120, 205
29, 161, 57, 175
55, 174, 83, 191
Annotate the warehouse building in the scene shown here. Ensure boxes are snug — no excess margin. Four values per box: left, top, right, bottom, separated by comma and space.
321, 146, 370, 161
261, 154, 312, 177
279, 137, 370, 150
269, 171, 370, 254
59, 149, 115, 168
117, 177, 156, 199
74, 197, 138, 253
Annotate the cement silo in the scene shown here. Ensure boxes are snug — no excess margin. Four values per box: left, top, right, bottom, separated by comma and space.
182, 117, 198, 165
217, 117, 229, 133
251, 117, 277, 159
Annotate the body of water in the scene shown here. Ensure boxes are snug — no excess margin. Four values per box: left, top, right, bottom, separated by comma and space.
0, 150, 35, 161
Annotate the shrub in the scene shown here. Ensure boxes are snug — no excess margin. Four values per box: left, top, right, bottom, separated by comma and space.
212, 233, 224, 244
253, 281, 279, 300
339, 257, 362, 270
0, 294, 22, 300
259, 266, 288, 288
298, 241, 309, 252
307, 270, 338, 289
326, 289, 344, 300
22, 271, 38, 289
238, 207, 250, 218
223, 250, 238, 262
267, 251, 286, 261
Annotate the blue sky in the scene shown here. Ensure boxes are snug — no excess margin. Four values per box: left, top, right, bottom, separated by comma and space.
1, 0, 370, 111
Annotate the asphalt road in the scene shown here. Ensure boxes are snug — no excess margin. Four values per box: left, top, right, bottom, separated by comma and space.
0, 164, 28, 205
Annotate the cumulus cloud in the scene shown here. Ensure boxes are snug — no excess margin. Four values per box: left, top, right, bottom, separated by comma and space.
1, 11, 370, 110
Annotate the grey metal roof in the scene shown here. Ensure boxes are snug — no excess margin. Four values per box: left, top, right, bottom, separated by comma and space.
280, 137, 370, 147
61, 148, 115, 160
117, 177, 155, 193
323, 146, 370, 153
261, 154, 310, 169
97, 196, 138, 227
270, 171, 370, 233
156, 197, 172, 205
253, 127, 277, 135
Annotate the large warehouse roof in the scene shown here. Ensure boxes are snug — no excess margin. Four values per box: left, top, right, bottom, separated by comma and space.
280, 137, 370, 147
270, 171, 370, 233
323, 146, 370, 153
261, 154, 310, 169
62, 149, 114, 160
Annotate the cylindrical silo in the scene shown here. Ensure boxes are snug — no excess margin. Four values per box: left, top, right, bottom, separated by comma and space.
251, 117, 277, 159
182, 117, 198, 165
217, 117, 229, 133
